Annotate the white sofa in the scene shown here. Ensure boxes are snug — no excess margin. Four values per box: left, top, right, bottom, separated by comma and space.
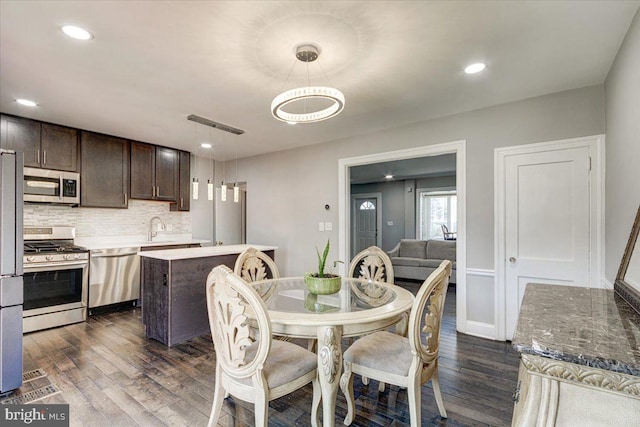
387, 239, 456, 283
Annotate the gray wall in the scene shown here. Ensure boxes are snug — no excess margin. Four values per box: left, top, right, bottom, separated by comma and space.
226, 84, 604, 330
604, 9, 640, 282
235, 85, 604, 272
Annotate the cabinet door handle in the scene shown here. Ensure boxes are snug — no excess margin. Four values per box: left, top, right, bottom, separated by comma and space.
124, 192, 128, 205
181, 197, 183, 208
43, 150, 47, 165
152, 186, 155, 197
156, 186, 160, 196
36, 149, 40, 164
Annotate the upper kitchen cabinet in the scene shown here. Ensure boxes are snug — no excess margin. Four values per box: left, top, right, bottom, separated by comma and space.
130, 141, 178, 202
81, 131, 130, 208
170, 150, 191, 211
0, 114, 79, 171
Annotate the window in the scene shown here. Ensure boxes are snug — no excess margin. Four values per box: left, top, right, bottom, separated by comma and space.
359, 201, 375, 210
418, 191, 457, 240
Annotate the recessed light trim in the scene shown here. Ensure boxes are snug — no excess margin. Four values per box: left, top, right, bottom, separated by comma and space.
16, 99, 37, 107
61, 25, 93, 40
200, 143, 212, 149
464, 62, 486, 74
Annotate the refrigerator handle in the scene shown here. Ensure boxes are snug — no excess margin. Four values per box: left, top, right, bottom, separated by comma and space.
0, 150, 23, 276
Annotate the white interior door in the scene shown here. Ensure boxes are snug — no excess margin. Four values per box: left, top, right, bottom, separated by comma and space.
504, 146, 592, 339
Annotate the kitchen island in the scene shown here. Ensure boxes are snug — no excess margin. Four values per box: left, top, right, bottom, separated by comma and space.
139, 244, 277, 346
511, 283, 640, 426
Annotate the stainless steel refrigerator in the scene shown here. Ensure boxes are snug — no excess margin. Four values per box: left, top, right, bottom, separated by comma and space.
0, 149, 23, 394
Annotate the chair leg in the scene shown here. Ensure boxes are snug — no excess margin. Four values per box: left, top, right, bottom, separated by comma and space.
311, 376, 321, 427
207, 369, 225, 427
407, 374, 421, 427
339, 361, 355, 426
378, 381, 386, 392
254, 395, 269, 427
431, 369, 447, 418
361, 376, 369, 385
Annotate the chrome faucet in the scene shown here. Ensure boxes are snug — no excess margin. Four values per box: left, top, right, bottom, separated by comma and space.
147, 216, 166, 241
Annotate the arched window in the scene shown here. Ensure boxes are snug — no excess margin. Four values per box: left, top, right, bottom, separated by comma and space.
359, 201, 376, 210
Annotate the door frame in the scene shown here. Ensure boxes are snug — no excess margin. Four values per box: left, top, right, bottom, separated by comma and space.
339, 140, 467, 333
494, 134, 605, 341
351, 192, 383, 257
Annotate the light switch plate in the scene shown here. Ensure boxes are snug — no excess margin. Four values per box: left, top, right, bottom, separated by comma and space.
318, 222, 325, 231
325, 222, 332, 231
387, 221, 394, 226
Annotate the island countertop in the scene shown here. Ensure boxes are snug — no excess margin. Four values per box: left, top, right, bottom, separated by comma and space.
512, 283, 640, 377
138, 244, 278, 260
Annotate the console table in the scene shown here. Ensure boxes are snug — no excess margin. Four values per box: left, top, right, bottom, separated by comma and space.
511, 283, 640, 426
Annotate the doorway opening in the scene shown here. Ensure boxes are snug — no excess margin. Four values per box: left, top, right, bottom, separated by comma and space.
339, 140, 469, 334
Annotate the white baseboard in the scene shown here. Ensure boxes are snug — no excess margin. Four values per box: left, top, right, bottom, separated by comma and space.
459, 321, 497, 341
601, 277, 614, 289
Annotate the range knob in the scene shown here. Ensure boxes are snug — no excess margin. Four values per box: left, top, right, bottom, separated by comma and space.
74, 254, 80, 259
46, 255, 54, 261
26, 256, 35, 262
63, 254, 72, 260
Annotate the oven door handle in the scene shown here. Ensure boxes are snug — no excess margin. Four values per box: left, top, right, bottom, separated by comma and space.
25, 261, 88, 270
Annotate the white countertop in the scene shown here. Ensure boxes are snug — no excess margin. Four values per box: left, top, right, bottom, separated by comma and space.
138, 244, 278, 261
75, 234, 210, 250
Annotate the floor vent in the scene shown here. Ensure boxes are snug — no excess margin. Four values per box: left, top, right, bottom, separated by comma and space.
1, 384, 60, 405
22, 368, 46, 383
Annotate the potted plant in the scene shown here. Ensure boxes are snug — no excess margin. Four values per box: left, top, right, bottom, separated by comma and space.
304, 240, 344, 295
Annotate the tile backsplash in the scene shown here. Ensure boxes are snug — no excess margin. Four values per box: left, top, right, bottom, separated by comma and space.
23, 200, 191, 237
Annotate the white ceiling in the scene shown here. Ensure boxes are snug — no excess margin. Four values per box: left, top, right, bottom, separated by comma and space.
1, 1, 638, 160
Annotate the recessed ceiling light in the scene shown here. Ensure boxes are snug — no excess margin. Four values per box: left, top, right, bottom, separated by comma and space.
464, 62, 486, 74
61, 25, 93, 40
385, 174, 393, 180
16, 99, 37, 107
287, 121, 296, 125
200, 143, 212, 149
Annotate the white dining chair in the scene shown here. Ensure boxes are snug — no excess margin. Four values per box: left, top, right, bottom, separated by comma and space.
234, 247, 280, 282
205, 265, 321, 427
348, 245, 395, 284
339, 260, 452, 427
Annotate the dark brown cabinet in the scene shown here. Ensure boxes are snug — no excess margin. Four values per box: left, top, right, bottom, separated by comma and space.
130, 141, 178, 202
0, 115, 78, 171
170, 150, 191, 211
80, 132, 130, 208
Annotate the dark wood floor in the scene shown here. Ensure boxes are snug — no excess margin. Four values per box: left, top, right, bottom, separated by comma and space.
15, 283, 520, 426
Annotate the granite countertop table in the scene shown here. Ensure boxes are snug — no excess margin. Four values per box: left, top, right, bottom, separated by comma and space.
512, 283, 640, 377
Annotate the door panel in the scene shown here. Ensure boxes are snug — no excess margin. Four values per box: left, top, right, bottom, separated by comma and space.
505, 146, 591, 339
354, 197, 377, 255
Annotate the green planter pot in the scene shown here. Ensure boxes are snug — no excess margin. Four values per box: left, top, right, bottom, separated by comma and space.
304, 274, 342, 295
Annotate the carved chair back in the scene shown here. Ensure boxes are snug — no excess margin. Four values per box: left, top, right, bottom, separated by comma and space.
408, 260, 451, 366
234, 247, 280, 282
348, 246, 395, 284
206, 265, 271, 379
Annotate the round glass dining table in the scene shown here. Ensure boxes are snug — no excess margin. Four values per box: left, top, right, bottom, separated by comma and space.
251, 276, 414, 427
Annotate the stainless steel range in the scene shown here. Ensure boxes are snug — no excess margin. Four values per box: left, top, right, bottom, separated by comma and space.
23, 226, 88, 333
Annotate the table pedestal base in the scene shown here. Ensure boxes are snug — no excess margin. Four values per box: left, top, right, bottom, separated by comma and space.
317, 325, 343, 427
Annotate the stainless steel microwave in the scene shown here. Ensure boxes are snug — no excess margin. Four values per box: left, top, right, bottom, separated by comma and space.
23, 167, 80, 205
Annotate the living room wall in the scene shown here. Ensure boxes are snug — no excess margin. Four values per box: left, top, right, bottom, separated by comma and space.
604, 8, 640, 284
231, 84, 604, 338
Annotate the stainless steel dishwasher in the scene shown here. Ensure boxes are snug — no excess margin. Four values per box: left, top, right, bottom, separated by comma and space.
88, 247, 141, 312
